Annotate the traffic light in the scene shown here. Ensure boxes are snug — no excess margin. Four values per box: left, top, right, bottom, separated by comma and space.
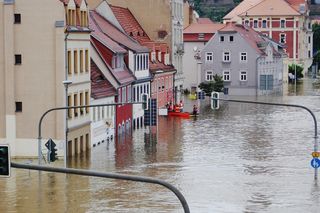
0, 145, 10, 177
211, 92, 220, 109
45, 139, 58, 162
50, 143, 58, 162
141, 93, 149, 110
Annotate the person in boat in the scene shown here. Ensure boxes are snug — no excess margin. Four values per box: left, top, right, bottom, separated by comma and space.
192, 105, 199, 115
178, 100, 184, 112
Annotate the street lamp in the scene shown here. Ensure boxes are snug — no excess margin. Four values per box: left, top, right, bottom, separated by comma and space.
62, 80, 72, 168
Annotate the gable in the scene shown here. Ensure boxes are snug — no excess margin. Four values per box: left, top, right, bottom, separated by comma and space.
239, 0, 300, 16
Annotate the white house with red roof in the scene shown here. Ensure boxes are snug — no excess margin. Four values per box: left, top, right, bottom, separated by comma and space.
89, 10, 136, 136
183, 19, 225, 92
224, 0, 313, 73
90, 60, 117, 146
201, 23, 286, 96
109, 4, 176, 113
93, 2, 153, 130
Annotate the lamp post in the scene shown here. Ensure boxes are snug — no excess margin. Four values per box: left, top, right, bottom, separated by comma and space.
62, 80, 72, 168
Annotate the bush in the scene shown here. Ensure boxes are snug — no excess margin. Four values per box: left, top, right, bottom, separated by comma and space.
288, 64, 304, 80
198, 74, 224, 95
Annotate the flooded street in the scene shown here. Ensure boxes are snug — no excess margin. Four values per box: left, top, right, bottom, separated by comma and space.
1, 78, 320, 213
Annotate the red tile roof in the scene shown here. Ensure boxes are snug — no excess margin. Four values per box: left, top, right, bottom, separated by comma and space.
239, 0, 300, 16
91, 39, 136, 86
89, 13, 127, 54
90, 11, 149, 53
197, 18, 214, 24
91, 60, 117, 99
184, 23, 225, 34
108, 5, 176, 73
218, 23, 266, 54
224, 0, 303, 21
110, 5, 151, 44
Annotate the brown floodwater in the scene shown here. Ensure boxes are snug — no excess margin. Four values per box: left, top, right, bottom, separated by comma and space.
1, 77, 320, 212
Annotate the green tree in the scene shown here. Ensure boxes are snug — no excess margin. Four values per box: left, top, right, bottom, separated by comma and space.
198, 74, 224, 95
288, 64, 304, 80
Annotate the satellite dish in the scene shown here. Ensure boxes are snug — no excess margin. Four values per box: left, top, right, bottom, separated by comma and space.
193, 46, 198, 52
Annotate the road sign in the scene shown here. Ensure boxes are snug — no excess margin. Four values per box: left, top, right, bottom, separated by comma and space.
144, 99, 157, 126
310, 158, 320, 169
198, 91, 205, 100
311, 152, 320, 158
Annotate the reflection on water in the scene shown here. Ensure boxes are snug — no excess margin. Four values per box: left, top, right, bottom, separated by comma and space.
1, 78, 320, 212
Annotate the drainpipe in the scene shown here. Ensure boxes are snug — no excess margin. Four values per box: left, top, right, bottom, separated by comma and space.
64, 31, 70, 168
256, 55, 262, 96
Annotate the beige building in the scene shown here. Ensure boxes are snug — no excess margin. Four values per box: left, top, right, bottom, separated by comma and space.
88, 0, 185, 102
0, 0, 91, 158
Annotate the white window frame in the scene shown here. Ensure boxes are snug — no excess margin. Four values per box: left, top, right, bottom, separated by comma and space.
223, 52, 231, 62
223, 70, 230, 81
240, 71, 247, 81
280, 33, 286, 44
205, 52, 213, 62
206, 70, 214, 81
220, 36, 224, 42
240, 52, 247, 62
229, 35, 234, 42
253, 19, 258, 28
244, 20, 250, 27
262, 20, 267, 28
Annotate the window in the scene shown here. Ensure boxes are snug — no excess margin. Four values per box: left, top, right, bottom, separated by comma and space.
80, 11, 87, 27
229, 36, 234, 42
68, 9, 76, 26
14, 14, 21, 24
245, 20, 250, 26
280, 33, 286, 44
74, 94, 78, 117
308, 36, 311, 44
122, 87, 126, 103
262, 20, 267, 28
198, 33, 204, 40
253, 20, 258, 28
68, 95, 72, 118
206, 71, 213, 81
127, 85, 131, 102
80, 50, 84, 73
15, 102, 22, 112
260, 75, 273, 90
80, 92, 84, 115
240, 52, 247, 62
68, 51, 72, 74
308, 50, 311, 58
74, 50, 78, 74
223, 71, 230, 81
280, 19, 286, 28
85, 50, 89, 72
240, 71, 247, 81
15, 54, 22, 65
223, 52, 230, 62
85, 91, 89, 113
220, 36, 224, 42
205, 52, 213, 62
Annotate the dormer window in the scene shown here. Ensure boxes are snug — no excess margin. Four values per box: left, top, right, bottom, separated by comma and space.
67, 9, 76, 26
80, 10, 88, 27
